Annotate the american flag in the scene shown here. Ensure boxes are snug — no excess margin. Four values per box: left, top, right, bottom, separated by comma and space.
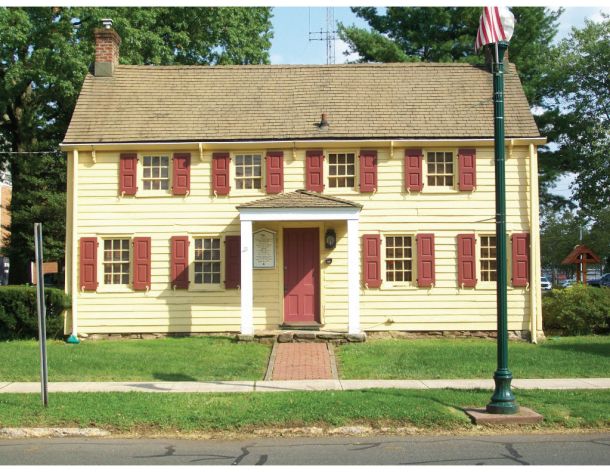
475, 7, 515, 52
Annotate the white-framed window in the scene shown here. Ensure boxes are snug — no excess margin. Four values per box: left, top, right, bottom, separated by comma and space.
193, 236, 222, 285
234, 153, 263, 190
141, 155, 170, 191
385, 235, 414, 283
102, 238, 130, 285
328, 152, 356, 188
426, 151, 454, 187
480, 235, 497, 282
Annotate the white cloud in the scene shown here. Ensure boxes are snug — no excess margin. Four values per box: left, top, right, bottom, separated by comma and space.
590, 7, 610, 23
335, 38, 361, 64
270, 53, 284, 65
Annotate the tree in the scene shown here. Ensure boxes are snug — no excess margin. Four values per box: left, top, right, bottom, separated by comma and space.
0, 7, 273, 283
338, 7, 562, 106
537, 16, 610, 218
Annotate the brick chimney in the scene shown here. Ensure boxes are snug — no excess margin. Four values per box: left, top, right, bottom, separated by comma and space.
94, 19, 121, 77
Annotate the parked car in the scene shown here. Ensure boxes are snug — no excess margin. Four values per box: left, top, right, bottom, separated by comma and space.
560, 278, 576, 288
589, 273, 610, 288
540, 276, 552, 291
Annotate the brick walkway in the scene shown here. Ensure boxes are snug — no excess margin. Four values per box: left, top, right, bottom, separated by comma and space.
271, 343, 334, 380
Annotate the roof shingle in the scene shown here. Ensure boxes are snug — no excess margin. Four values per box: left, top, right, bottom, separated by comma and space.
64, 63, 540, 144
237, 190, 362, 209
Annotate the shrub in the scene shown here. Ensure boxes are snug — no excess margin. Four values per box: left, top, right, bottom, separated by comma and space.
543, 284, 610, 335
0, 286, 71, 340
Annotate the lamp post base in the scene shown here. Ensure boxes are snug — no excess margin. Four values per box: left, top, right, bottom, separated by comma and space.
486, 369, 518, 414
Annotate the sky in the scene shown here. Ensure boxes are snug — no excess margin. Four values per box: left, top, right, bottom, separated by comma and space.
269, 6, 610, 65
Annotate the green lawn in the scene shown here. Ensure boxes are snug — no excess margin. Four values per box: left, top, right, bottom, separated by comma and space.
0, 337, 270, 381
0, 389, 608, 433
337, 336, 610, 379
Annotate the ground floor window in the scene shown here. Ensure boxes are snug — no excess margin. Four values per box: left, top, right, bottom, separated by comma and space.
480, 235, 497, 282
103, 238, 130, 285
194, 237, 221, 284
385, 235, 413, 283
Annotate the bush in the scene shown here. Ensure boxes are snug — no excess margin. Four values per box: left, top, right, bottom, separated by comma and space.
0, 286, 71, 340
543, 284, 610, 335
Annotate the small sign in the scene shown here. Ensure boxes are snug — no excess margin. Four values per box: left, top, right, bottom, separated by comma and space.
253, 229, 275, 269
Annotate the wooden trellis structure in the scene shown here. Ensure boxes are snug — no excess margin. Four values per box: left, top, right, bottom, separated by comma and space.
561, 245, 601, 285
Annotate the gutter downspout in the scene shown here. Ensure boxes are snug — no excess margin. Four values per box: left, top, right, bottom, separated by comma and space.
529, 144, 541, 343
66, 150, 80, 344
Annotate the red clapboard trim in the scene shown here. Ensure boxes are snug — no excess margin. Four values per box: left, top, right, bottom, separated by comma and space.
172, 153, 191, 195
266, 151, 284, 194
457, 234, 477, 287
416, 233, 435, 287
306, 150, 324, 192
170, 236, 189, 289
212, 152, 230, 195
224, 235, 241, 289
458, 148, 477, 191
404, 148, 423, 191
119, 153, 138, 195
79, 237, 98, 291
359, 150, 377, 192
132, 237, 151, 290
362, 234, 382, 288
511, 233, 530, 287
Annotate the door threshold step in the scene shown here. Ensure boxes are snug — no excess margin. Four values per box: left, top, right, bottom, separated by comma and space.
279, 322, 324, 331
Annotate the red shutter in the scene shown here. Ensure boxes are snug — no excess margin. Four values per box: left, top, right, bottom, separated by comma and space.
512, 233, 530, 287
171, 236, 189, 289
225, 235, 241, 289
79, 237, 98, 291
172, 152, 191, 195
306, 150, 324, 192
417, 233, 435, 287
458, 148, 476, 191
212, 152, 230, 195
404, 148, 423, 192
457, 234, 477, 287
133, 237, 151, 290
362, 234, 382, 288
359, 150, 377, 192
119, 153, 138, 195
266, 151, 284, 194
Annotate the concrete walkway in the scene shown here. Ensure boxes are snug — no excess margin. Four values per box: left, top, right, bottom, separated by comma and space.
1, 378, 609, 394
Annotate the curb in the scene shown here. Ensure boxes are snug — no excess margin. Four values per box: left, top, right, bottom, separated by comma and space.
0, 428, 111, 439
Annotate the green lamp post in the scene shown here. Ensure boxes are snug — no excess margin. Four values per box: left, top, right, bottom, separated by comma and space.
486, 40, 518, 414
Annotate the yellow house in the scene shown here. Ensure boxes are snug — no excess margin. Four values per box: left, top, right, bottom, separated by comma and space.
60, 25, 546, 341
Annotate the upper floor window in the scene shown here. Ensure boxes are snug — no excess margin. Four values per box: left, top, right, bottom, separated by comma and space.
427, 151, 454, 187
385, 235, 413, 283
142, 155, 170, 190
480, 235, 497, 282
194, 237, 221, 284
328, 152, 355, 188
234, 154, 262, 190
103, 238, 130, 285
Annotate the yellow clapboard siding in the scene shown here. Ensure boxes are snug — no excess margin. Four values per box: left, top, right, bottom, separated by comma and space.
72, 145, 535, 334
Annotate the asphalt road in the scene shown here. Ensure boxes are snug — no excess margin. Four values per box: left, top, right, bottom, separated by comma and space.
1, 433, 609, 465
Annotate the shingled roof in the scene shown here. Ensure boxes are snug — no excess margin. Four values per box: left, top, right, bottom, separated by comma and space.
63, 63, 540, 144
237, 190, 362, 209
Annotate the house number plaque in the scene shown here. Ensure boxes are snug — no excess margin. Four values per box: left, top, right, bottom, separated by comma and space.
253, 229, 275, 269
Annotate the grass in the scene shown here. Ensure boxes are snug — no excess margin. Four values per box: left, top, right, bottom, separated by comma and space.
0, 389, 608, 433
337, 336, 610, 379
0, 337, 271, 381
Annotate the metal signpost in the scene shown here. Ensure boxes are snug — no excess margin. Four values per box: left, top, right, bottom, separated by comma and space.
35, 222, 49, 407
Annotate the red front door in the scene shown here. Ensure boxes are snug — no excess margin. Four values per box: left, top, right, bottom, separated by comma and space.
283, 228, 320, 323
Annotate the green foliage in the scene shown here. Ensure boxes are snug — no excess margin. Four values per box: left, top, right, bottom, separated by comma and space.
0, 7, 273, 282
543, 285, 610, 335
0, 286, 70, 340
339, 7, 561, 106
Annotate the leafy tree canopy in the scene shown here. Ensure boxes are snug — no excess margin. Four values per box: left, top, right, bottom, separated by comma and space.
0, 7, 273, 283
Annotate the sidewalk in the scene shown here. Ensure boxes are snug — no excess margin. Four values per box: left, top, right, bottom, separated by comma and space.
1, 378, 609, 394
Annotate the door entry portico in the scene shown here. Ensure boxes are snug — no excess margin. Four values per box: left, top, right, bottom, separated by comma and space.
283, 228, 320, 323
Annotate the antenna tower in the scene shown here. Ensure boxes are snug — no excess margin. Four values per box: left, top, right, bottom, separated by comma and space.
309, 8, 337, 64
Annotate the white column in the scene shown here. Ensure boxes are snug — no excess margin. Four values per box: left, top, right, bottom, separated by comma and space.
240, 219, 254, 335
347, 217, 360, 334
